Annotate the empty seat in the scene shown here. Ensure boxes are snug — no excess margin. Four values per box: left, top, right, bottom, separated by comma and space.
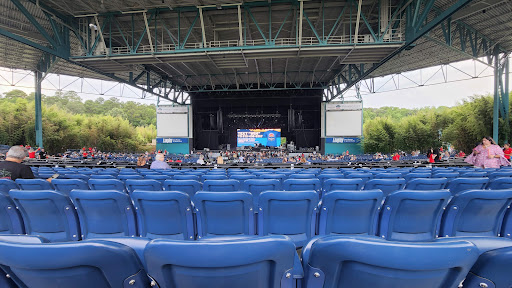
445, 178, 489, 195
403, 172, 431, 181
318, 190, 383, 236
488, 171, 512, 180
162, 180, 201, 198
432, 172, 459, 181
202, 179, 240, 192
125, 179, 163, 193
363, 179, 406, 196
143, 174, 169, 184
0, 193, 24, 234
242, 179, 282, 206
62, 174, 90, 181
405, 178, 448, 190
487, 177, 512, 190
344, 173, 373, 184
145, 236, 302, 288
283, 179, 321, 192
89, 174, 116, 179
378, 190, 451, 241
259, 174, 287, 184
15, 179, 53, 190
0, 240, 150, 288
201, 174, 228, 182
323, 179, 364, 192
374, 172, 403, 179
0, 179, 18, 195
461, 172, 488, 178
70, 190, 137, 239
88, 179, 126, 193
302, 236, 479, 288
317, 174, 343, 185
173, 175, 201, 181
9, 190, 80, 242
131, 191, 194, 240
117, 175, 143, 182
52, 179, 89, 195
439, 189, 512, 237
258, 190, 319, 247
289, 174, 317, 179
229, 174, 256, 184
193, 191, 254, 238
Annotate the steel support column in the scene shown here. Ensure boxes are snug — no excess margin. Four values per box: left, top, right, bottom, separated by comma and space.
34, 70, 43, 148
493, 52, 510, 142
494, 53, 500, 141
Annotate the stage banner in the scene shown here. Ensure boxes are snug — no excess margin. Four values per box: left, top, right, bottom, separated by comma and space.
325, 137, 361, 144
156, 138, 189, 144
326, 102, 362, 111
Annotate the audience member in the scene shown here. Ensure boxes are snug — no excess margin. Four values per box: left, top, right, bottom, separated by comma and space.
0, 146, 34, 180
150, 153, 170, 169
465, 136, 510, 168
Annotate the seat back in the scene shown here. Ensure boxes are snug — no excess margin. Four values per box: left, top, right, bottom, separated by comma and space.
319, 190, 383, 236
162, 180, 201, 198
62, 174, 90, 181
289, 174, 316, 179
193, 191, 254, 237
125, 179, 163, 193
242, 179, 282, 206
445, 178, 489, 195
440, 189, 512, 237
10, 190, 80, 242
405, 178, 448, 190
0, 193, 24, 234
70, 190, 137, 239
52, 179, 89, 195
131, 191, 194, 240
363, 179, 406, 196
173, 175, 201, 181
487, 177, 512, 190
201, 174, 228, 182
0, 240, 149, 288
15, 179, 53, 190
378, 190, 451, 241
259, 174, 287, 184
145, 236, 299, 288
403, 173, 431, 181
461, 172, 488, 178
202, 180, 240, 192
302, 236, 479, 288
0, 179, 19, 195
374, 172, 403, 179
258, 190, 319, 247
432, 172, 459, 181
88, 179, 126, 193
344, 173, 373, 184
283, 179, 321, 192
323, 179, 364, 192
229, 174, 256, 184
143, 174, 169, 184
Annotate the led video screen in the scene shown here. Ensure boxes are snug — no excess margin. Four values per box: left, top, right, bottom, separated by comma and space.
237, 129, 281, 147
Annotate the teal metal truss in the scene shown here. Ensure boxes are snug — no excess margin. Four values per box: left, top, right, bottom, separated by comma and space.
493, 52, 510, 143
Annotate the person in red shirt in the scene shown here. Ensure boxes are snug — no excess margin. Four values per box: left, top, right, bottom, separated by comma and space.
504, 143, 512, 160
28, 149, 36, 159
392, 153, 400, 161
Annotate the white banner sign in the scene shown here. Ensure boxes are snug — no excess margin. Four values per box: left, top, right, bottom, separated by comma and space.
326, 102, 362, 111
157, 105, 188, 114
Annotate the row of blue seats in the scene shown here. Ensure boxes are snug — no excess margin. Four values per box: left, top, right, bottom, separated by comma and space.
3, 188, 512, 287
3, 177, 512, 199
0, 234, 495, 288
2, 189, 512, 245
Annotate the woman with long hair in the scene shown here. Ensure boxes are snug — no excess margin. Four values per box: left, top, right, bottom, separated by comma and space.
465, 136, 510, 168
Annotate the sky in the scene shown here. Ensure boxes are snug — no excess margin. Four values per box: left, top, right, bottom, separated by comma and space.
0, 57, 505, 109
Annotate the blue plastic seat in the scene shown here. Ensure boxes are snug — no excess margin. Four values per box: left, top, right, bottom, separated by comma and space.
318, 190, 383, 236
0, 193, 24, 234
258, 190, 319, 247
487, 177, 512, 190
445, 177, 489, 195
70, 190, 137, 239
302, 236, 479, 288
117, 174, 144, 182
0, 179, 19, 195
344, 173, 373, 184
283, 179, 321, 192
201, 174, 228, 182
62, 174, 90, 181
162, 180, 201, 199
0, 240, 150, 288
242, 179, 282, 206
173, 174, 201, 181
125, 179, 163, 193
374, 172, 403, 179
432, 172, 459, 181
145, 235, 302, 288
323, 179, 364, 192
403, 172, 431, 181
488, 171, 512, 180
229, 174, 256, 184
15, 179, 53, 190
363, 179, 406, 196
193, 191, 254, 238
9, 190, 80, 242
143, 174, 169, 184
52, 179, 89, 195
461, 172, 488, 178
289, 174, 316, 179
405, 178, 448, 190
202, 179, 240, 192
439, 189, 512, 237
259, 173, 287, 184
88, 179, 127, 193
378, 190, 451, 241
89, 174, 116, 179
131, 191, 194, 240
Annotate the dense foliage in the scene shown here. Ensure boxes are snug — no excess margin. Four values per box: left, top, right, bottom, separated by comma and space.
362, 94, 512, 153
0, 90, 156, 153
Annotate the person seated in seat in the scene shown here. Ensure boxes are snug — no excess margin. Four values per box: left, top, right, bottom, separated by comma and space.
0, 146, 34, 180
150, 153, 170, 170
